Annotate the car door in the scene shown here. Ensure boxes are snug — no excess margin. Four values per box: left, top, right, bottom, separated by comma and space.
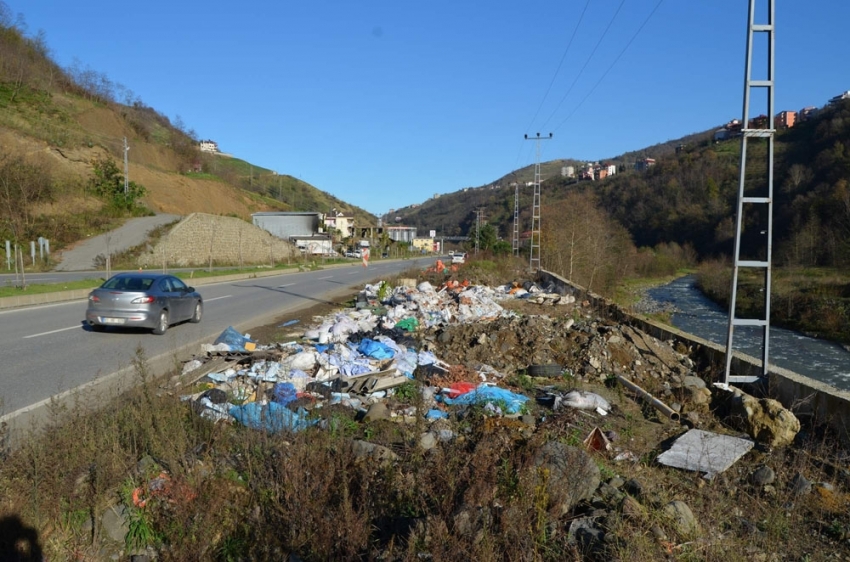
168, 276, 192, 321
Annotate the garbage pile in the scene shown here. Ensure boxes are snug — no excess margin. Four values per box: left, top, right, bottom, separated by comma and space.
179, 279, 547, 432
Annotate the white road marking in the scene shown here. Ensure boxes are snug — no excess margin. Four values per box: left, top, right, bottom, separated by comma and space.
23, 325, 80, 339
204, 295, 232, 302
277, 283, 295, 288
317, 276, 333, 280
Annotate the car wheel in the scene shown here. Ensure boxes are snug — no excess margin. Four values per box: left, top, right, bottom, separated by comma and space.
190, 301, 203, 323
153, 310, 169, 335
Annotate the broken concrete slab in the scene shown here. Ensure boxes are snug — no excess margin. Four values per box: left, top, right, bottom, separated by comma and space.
656, 428, 754, 479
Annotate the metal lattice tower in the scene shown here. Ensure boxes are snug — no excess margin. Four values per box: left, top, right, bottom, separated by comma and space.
724, 0, 775, 385
512, 183, 520, 256
525, 133, 552, 271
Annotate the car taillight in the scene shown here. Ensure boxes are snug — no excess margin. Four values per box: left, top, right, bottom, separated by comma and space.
131, 296, 155, 304
89, 295, 100, 302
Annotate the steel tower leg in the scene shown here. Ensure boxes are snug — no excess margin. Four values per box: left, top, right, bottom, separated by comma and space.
724, 0, 775, 385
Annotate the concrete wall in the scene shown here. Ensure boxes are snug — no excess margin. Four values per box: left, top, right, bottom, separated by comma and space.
538, 269, 850, 443
138, 213, 298, 268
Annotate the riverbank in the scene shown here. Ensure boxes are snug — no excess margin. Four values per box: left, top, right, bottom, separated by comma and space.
696, 263, 850, 347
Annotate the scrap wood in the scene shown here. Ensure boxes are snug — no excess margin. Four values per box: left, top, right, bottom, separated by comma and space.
179, 356, 231, 387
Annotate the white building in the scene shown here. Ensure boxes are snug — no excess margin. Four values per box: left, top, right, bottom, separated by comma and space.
199, 140, 219, 153
562, 166, 575, 178
606, 165, 617, 176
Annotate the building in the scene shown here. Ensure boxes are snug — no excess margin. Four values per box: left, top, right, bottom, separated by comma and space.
799, 106, 818, 122
634, 158, 656, 172
292, 234, 334, 255
748, 114, 769, 129
829, 90, 850, 105
323, 211, 355, 239
774, 110, 796, 129
606, 164, 617, 177
561, 166, 575, 178
597, 167, 609, 180
252, 212, 321, 239
198, 140, 219, 153
386, 226, 417, 243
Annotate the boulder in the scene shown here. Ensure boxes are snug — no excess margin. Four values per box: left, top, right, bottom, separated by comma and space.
728, 391, 800, 448
531, 441, 600, 516
662, 500, 700, 538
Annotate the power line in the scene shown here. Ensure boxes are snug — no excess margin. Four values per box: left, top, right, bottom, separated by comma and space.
553, 0, 665, 133
524, 0, 591, 133
539, 0, 627, 131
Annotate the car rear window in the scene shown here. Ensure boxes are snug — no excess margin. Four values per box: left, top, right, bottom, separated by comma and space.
103, 277, 155, 290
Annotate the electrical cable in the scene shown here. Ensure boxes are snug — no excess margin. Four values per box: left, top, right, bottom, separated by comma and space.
524, 0, 591, 133
539, 0, 627, 131
553, 0, 665, 133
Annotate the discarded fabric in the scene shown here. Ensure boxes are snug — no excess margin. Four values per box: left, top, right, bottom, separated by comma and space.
229, 402, 315, 433
440, 386, 529, 415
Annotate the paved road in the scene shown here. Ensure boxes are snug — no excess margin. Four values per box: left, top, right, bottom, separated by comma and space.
55, 214, 181, 271
0, 258, 433, 426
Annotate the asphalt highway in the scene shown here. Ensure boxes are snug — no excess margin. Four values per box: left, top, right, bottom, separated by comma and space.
0, 258, 433, 420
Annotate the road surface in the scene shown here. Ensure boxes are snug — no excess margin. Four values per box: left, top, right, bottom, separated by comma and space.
54, 214, 180, 271
0, 258, 433, 425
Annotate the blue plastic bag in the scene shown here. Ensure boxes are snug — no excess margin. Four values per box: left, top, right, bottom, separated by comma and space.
357, 338, 395, 359
439, 386, 529, 415
213, 326, 256, 352
229, 402, 315, 433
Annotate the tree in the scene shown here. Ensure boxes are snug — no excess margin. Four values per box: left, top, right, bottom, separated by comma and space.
88, 156, 146, 212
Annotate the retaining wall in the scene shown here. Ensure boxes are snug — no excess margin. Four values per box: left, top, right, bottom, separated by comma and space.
137, 212, 298, 268
538, 269, 850, 443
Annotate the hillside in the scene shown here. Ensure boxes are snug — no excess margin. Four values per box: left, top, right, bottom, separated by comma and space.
398, 101, 850, 269
0, 11, 375, 254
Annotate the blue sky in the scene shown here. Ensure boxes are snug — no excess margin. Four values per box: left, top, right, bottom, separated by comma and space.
7, 1, 850, 215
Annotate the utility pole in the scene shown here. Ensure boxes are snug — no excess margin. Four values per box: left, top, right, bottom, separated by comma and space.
512, 183, 520, 256
525, 133, 552, 271
474, 208, 485, 254
123, 137, 130, 196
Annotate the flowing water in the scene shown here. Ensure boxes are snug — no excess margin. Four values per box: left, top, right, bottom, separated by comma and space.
647, 275, 850, 391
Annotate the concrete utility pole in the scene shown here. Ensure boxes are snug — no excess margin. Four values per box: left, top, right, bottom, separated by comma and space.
123, 137, 130, 196
524, 132, 552, 271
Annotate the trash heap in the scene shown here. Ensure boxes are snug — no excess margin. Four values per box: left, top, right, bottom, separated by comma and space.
179, 279, 547, 432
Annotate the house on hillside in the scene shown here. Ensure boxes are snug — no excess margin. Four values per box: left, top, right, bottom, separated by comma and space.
775, 110, 796, 129
634, 158, 656, 172
829, 91, 850, 105
199, 140, 219, 153
799, 106, 818, 122
323, 210, 355, 239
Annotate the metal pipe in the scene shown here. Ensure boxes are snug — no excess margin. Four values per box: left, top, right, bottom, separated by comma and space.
617, 375, 680, 422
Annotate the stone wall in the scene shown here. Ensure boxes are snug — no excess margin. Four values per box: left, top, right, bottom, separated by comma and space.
538, 269, 850, 444
137, 213, 298, 268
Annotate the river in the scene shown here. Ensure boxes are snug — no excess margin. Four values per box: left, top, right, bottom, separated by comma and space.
646, 275, 850, 391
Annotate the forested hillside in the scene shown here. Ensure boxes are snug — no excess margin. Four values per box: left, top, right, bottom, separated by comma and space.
400, 99, 850, 295
0, 2, 374, 251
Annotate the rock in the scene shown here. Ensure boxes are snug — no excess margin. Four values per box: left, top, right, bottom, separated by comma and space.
724, 389, 800, 448
620, 495, 647, 521
351, 440, 398, 466
532, 441, 600, 516
623, 478, 644, 499
419, 432, 438, 451
790, 472, 812, 496
364, 402, 390, 422
608, 477, 625, 489
650, 524, 668, 542
662, 500, 700, 538
682, 375, 706, 389
567, 516, 606, 552
751, 465, 776, 486
101, 504, 129, 543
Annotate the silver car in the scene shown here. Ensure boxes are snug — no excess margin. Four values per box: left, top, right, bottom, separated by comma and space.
86, 273, 203, 335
